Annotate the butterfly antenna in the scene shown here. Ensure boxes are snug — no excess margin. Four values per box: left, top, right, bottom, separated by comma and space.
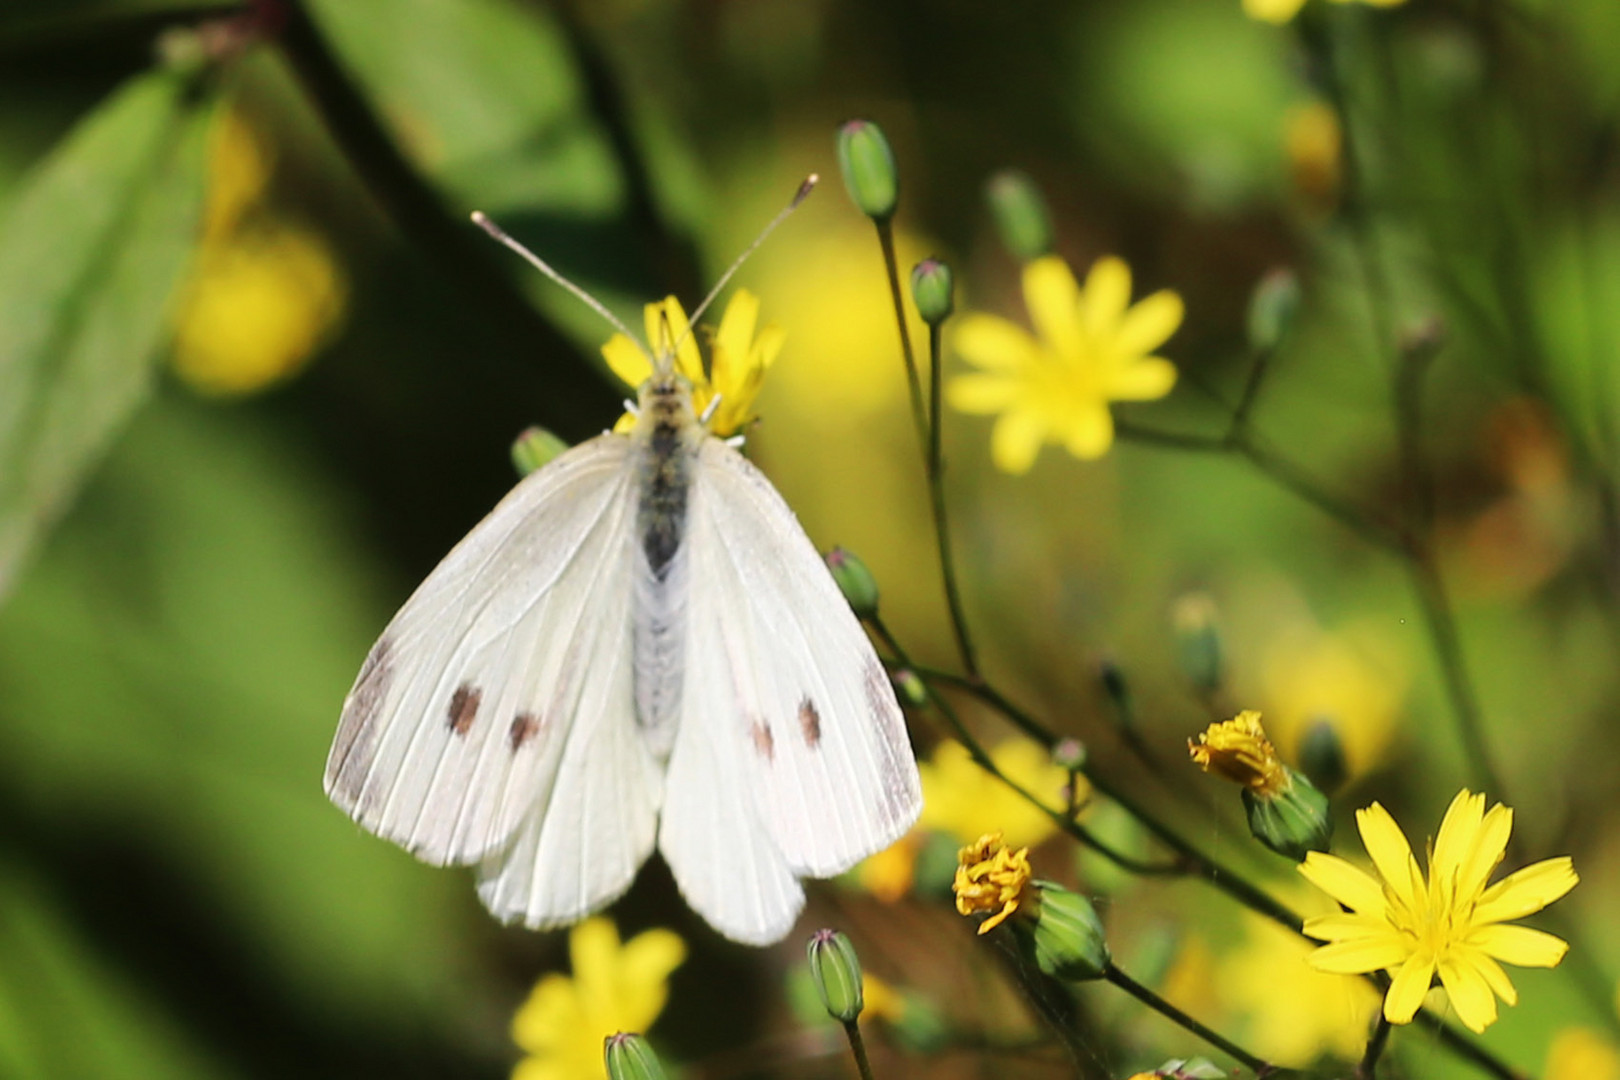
471, 211, 648, 357
681, 174, 818, 336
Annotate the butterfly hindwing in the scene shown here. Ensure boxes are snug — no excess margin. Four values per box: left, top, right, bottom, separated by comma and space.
325, 435, 642, 868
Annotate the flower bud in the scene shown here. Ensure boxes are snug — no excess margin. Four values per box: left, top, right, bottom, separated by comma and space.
893, 668, 928, 708
1172, 593, 1223, 695
604, 1033, 668, 1080
910, 258, 955, 325
986, 169, 1054, 262
1052, 737, 1087, 773
1246, 268, 1300, 353
1297, 716, 1348, 794
825, 547, 879, 616
835, 120, 899, 222
1026, 883, 1110, 982
1243, 768, 1332, 861
511, 425, 569, 477
806, 929, 864, 1023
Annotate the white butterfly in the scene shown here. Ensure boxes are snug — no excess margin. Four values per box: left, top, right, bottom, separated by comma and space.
324, 195, 922, 946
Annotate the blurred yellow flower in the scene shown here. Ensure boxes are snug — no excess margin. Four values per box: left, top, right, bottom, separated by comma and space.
948, 255, 1181, 472
1244, 0, 1406, 25
849, 833, 920, 902
861, 973, 908, 1024
171, 109, 346, 396
919, 738, 1074, 849
602, 289, 784, 437
1222, 916, 1379, 1064
1546, 1027, 1620, 1080
1285, 101, 1342, 213
953, 832, 1035, 934
1188, 710, 1288, 796
512, 917, 686, 1080
1299, 790, 1578, 1033
1260, 624, 1404, 785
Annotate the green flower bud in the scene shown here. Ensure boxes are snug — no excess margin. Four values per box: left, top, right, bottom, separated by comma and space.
1097, 657, 1134, 733
1242, 767, 1332, 861
893, 668, 928, 708
1023, 883, 1110, 981
511, 425, 569, 477
825, 547, 879, 616
986, 169, 1055, 262
1154, 1059, 1229, 1079
1246, 268, 1300, 353
1297, 716, 1348, 794
1171, 593, 1223, 695
806, 929, 864, 1023
836, 120, 899, 222
910, 258, 955, 325
604, 1033, 668, 1080
1399, 313, 1448, 360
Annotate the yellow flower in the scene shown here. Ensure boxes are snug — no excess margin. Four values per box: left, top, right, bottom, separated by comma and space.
849, 833, 920, 902
1546, 1027, 1620, 1080
1222, 917, 1380, 1064
953, 833, 1036, 934
511, 917, 687, 1080
919, 738, 1075, 849
601, 289, 784, 438
1244, 0, 1406, 25
1189, 711, 1289, 797
1260, 625, 1404, 785
948, 255, 1181, 472
1298, 790, 1578, 1033
860, 973, 908, 1024
1285, 101, 1342, 213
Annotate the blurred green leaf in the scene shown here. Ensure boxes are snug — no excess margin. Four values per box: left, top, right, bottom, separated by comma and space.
0, 69, 215, 605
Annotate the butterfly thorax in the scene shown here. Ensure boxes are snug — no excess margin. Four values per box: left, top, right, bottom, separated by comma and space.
629, 370, 703, 759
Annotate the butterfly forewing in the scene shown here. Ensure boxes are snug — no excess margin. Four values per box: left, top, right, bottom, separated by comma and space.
325, 435, 639, 866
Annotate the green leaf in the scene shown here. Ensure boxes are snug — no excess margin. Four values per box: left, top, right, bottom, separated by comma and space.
0, 69, 215, 605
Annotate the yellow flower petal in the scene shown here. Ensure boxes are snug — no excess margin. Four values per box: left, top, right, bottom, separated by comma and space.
1356, 802, 1419, 912
714, 287, 760, 363
953, 313, 1039, 372
1299, 912, 1393, 942
1384, 952, 1436, 1023
603, 332, 653, 389
1473, 856, 1579, 924
643, 297, 703, 381
1469, 924, 1569, 968
1438, 954, 1499, 1033
1455, 946, 1519, 1006
1305, 935, 1412, 974
1107, 357, 1178, 401
1113, 290, 1184, 358
1244, 0, 1309, 22
1298, 852, 1387, 915
1080, 256, 1132, 336
1061, 400, 1114, 460
1023, 255, 1084, 358
947, 373, 1021, 414
991, 409, 1047, 474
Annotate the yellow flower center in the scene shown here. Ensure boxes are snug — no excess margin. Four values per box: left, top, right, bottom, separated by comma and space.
1188, 710, 1290, 797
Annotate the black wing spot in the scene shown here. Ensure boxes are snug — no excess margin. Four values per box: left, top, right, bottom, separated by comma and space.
799, 697, 822, 748
750, 718, 776, 761
509, 712, 542, 751
448, 682, 482, 736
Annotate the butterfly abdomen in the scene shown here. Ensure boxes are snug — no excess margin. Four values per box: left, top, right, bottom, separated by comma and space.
630, 374, 703, 759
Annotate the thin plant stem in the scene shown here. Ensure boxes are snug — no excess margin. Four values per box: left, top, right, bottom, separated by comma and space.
873, 219, 931, 453
840, 1020, 876, 1080
1358, 1014, 1392, 1080
1102, 963, 1276, 1077
925, 322, 979, 677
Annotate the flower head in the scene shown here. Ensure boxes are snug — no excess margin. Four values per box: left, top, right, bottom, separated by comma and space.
602, 289, 784, 438
953, 833, 1037, 934
1189, 711, 1288, 797
1298, 790, 1578, 1033
512, 917, 686, 1080
948, 255, 1180, 472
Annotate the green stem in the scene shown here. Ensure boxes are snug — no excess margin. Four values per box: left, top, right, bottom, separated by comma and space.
873, 219, 931, 454
1102, 963, 1276, 1077
925, 323, 979, 677
1358, 1013, 1392, 1080
841, 1019, 876, 1080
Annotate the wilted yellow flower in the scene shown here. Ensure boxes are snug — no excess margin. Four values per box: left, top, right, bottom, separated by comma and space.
948, 255, 1181, 472
1299, 790, 1578, 1033
602, 289, 784, 437
1189, 711, 1288, 797
1244, 0, 1406, 25
512, 917, 686, 1080
953, 833, 1036, 934
1546, 1027, 1620, 1080
919, 738, 1075, 849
